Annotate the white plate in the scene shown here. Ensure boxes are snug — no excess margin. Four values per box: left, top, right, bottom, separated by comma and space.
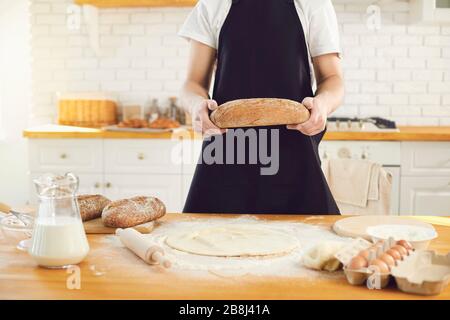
366, 224, 438, 250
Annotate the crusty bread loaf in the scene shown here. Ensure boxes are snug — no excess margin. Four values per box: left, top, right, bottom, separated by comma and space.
102, 196, 166, 228
77, 194, 111, 222
210, 98, 310, 128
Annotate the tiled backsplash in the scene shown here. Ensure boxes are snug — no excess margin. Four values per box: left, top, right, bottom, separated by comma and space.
30, 0, 450, 126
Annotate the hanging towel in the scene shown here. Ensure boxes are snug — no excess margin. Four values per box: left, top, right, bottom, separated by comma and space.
322, 159, 392, 215
368, 163, 380, 201
321, 159, 374, 207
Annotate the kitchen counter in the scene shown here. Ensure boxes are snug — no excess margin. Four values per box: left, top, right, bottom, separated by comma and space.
1, 214, 449, 300
23, 124, 450, 141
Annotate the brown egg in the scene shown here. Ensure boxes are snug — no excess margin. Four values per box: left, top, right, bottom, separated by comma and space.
397, 240, 414, 251
369, 259, 390, 274
358, 249, 374, 260
386, 248, 402, 261
392, 245, 408, 257
348, 256, 368, 270
379, 253, 396, 268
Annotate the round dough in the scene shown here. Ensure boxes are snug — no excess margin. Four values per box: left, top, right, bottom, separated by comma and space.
165, 224, 298, 257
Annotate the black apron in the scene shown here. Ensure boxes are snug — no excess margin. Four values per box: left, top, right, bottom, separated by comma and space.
183, 0, 339, 215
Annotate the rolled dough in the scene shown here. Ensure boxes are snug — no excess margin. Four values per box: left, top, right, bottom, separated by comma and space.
165, 224, 299, 257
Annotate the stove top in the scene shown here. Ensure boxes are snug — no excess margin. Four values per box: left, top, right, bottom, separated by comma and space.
327, 117, 399, 132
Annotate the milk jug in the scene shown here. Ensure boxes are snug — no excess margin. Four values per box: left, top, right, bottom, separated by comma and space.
29, 173, 89, 268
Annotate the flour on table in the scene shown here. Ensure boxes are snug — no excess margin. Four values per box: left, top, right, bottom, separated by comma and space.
140, 216, 353, 278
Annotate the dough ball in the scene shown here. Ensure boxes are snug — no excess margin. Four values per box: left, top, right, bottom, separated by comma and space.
301, 241, 346, 272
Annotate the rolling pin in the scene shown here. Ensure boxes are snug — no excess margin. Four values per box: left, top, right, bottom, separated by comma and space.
116, 228, 171, 268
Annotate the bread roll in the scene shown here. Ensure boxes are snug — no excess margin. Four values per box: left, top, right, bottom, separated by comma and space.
102, 196, 166, 228
210, 98, 310, 128
77, 194, 111, 222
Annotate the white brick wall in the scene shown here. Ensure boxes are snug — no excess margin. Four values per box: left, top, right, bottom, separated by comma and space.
335, 0, 450, 125
30, 0, 450, 125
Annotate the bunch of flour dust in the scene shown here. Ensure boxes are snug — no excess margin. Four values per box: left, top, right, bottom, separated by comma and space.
93, 216, 352, 279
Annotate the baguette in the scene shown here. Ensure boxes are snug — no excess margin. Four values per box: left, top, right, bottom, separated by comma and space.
77, 194, 111, 222
102, 196, 166, 228
210, 98, 310, 128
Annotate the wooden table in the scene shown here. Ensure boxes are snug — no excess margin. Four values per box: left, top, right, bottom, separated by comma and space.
1, 214, 449, 300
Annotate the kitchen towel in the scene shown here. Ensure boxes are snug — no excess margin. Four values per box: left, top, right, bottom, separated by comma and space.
321, 159, 392, 215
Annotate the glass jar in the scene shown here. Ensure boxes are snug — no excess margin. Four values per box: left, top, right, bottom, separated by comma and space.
29, 173, 89, 268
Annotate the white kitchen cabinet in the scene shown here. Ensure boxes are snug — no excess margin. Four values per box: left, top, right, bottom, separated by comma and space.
29, 139, 103, 173
102, 174, 182, 212
401, 142, 450, 177
384, 166, 401, 215
411, 0, 450, 23
400, 177, 450, 216
319, 141, 401, 166
400, 142, 450, 216
76, 173, 105, 195
180, 138, 203, 175
28, 139, 184, 210
180, 138, 202, 209
104, 139, 182, 174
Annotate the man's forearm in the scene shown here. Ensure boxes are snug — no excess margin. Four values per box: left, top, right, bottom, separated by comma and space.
180, 81, 210, 115
314, 74, 345, 115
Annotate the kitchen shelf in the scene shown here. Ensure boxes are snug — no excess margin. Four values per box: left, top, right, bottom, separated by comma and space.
74, 0, 197, 7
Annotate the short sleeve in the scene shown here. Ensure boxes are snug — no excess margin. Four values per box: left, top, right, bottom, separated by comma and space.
308, 1, 341, 58
178, 1, 216, 49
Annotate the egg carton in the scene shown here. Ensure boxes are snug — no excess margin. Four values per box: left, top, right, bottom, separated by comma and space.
391, 250, 450, 296
334, 237, 413, 289
334, 238, 372, 266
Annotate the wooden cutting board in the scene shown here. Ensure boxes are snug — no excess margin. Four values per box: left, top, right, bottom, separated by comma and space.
83, 218, 155, 234
333, 216, 436, 240
83, 218, 116, 234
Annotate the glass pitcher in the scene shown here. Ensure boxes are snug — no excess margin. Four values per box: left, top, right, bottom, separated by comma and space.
29, 173, 89, 268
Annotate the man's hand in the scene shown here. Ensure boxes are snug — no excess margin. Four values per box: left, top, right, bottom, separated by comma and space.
287, 97, 328, 136
287, 53, 344, 136
192, 99, 226, 136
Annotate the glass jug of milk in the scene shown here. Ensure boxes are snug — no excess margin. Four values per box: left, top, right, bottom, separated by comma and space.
29, 173, 89, 268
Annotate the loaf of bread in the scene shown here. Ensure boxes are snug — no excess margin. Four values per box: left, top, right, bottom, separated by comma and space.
77, 195, 111, 222
102, 196, 166, 228
210, 98, 310, 128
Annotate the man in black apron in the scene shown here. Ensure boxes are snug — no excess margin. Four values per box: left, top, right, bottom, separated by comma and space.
180, 0, 344, 215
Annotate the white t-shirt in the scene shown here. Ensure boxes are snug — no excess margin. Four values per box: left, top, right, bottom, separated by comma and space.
178, 0, 341, 89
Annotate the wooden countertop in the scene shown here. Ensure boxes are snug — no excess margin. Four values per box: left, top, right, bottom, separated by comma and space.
1, 214, 449, 300
23, 124, 450, 141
